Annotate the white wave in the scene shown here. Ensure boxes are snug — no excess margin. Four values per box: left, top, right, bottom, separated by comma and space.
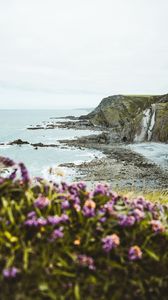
127, 142, 168, 169
0, 145, 11, 149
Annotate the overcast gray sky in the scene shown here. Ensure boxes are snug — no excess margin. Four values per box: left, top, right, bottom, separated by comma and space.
0, 0, 168, 109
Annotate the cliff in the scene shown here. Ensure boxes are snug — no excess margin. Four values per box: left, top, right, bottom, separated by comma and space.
82, 94, 168, 143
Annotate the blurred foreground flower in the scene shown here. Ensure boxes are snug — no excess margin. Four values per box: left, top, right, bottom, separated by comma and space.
50, 228, 64, 240
34, 194, 50, 209
0, 157, 15, 168
82, 199, 96, 217
3, 267, 19, 278
102, 234, 120, 253
128, 246, 142, 261
150, 220, 165, 233
77, 255, 95, 270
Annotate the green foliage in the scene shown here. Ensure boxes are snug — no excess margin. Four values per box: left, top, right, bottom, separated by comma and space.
0, 167, 168, 299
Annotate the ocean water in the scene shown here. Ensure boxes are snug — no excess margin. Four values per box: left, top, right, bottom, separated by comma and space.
128, 142, 168, 170
0, 109, 102, 180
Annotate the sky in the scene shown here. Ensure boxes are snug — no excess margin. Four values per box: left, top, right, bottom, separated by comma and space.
0, 0, 168, 109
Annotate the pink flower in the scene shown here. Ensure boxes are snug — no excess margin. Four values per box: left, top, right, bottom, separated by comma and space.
77, 255, 95, 270
150, 220, 165, 233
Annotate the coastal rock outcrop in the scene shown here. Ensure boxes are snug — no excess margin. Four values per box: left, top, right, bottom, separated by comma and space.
81, 94, 168, 143
8, 139, 29, 145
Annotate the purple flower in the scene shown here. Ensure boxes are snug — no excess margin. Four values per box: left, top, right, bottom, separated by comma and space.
24, 217, 38, 227
48, 215, 61, 225
77, 255, 95, 270
61, 200, 70, 210
100, 217, 107, 223
68, 184, 78, 195
136, 196, 145, 205
118, 215, 135, 227
133, 209, 145, 222
3, 267, 19, 278
34, 195, 50, 209
70, 195, 80, 205
102, 234, 120, 253
77, 182, 86, 191
98, 207, 106, 216
0, 178, 4, 185
37, 217, 47, 226
35, 176, 43, 182
48, 214, 69, 225
128, 246, 142, 261
82, 199, 96, 217
82, 206, 95, 217
60, 213, 69, 222
61, 182, 68, 191
150, 220, 165, 233
50, 228, 64, 240
93, 184, 109, 196
104, 200, 115, 214
145, 201, 155, 212
19, 162, 30, 183
8, 168, 17, 180
27, 211, 36, 219
0, 157, 15, 168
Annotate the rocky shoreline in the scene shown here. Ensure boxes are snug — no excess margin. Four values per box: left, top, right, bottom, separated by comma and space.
1, 113, 167, 191
57, 133, 168, 191
27, 118, 102, 131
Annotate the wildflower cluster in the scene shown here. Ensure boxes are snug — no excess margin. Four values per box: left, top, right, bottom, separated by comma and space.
0, 158, 168, 299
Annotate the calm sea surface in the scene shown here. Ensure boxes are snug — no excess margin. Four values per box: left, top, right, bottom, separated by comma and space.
0, 109, 102, 180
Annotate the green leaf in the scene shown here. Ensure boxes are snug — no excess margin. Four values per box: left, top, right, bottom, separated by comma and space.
145, 249, 160, 261
4, 231, 18, 243
23, 248, 30, 270
52, 269, 76, 277
39, 283, 49, 292
7, 207, 15, 224
74, 284, 80, 300
109, 261, 125, 270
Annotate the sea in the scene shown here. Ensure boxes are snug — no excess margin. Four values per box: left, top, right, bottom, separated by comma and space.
0, 109, 103, 181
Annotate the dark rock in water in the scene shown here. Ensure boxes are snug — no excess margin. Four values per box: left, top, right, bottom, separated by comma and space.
8, 139, 29, 145
31, 143, 58, 148
27, 126, 45, 130
52, 119, 97, 131
58, 162, 76, 168
46, 124, 55, 129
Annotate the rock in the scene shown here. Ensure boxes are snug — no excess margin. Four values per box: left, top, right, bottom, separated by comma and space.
27, 126, 45, 130
46, 124, 55, 129
152, 102, 168, 142
31, 143, 58, 148
58, 162, 76, 168
8, 139, 29, 145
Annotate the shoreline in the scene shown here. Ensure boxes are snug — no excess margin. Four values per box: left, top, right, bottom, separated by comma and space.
0, 114, 167, 191
58, 136, 168, 191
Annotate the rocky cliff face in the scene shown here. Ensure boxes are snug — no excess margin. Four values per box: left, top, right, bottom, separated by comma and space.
83, 94, 168, 143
